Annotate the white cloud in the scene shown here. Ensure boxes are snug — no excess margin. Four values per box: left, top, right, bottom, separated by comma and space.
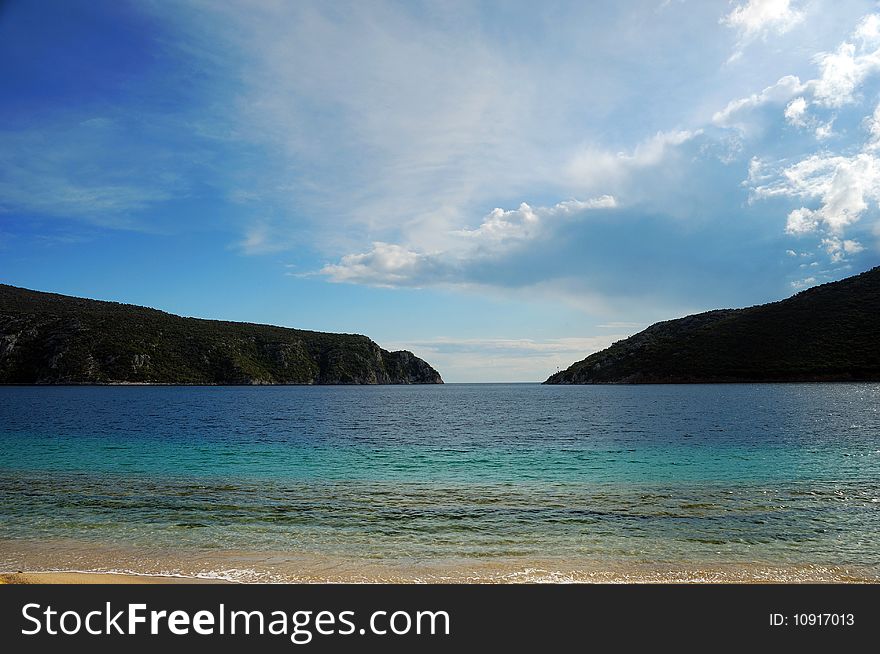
730, 14, 880, 265
719, 14, 880, 139
318, 242, 446, 287
784, 96, 808, 126
320, 196, 617, 287
782, 95, 834, 139
843, 237, 864, 253
722, 0, 805, 60
567, 130, 701, 188
854, 12, 880, 46
751, 146, 878, 262
454, 196, 616, 243
790, 275, 817, 288
785, 207, 819, 234
756, 153, 880, 234
810, 42, 880, 108
142, 2, 747, 287
160, 1, 593, 254
863, 102, 880, 149
821, 235, 865, 261
814, 120, 835, 140
799, 14, 880, 111
722, 0, 804, 39
712, 75, 804, 129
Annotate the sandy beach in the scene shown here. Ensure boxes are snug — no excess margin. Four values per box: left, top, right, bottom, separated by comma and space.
2, 529, 878, 583
0, 571, 227, 584
2, 537, 878, 584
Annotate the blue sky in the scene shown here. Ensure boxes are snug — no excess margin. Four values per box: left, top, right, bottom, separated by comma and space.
2, 0, 879, 381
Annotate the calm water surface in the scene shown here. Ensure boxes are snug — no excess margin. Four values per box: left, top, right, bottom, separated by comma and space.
1, 384, 878, 582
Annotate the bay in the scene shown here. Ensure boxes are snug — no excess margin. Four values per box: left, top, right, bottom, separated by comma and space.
1, 383, 878, 582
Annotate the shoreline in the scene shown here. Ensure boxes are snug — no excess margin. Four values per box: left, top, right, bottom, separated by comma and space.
0, 571, 230, 584
3, 540, 877, 585
1, 567, 876, 584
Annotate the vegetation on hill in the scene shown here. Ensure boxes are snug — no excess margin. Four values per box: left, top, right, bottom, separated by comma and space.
0, 285, 442, 385
545, 267, 880, 384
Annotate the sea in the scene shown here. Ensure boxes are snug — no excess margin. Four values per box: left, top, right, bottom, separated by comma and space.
1, 383, 878, 582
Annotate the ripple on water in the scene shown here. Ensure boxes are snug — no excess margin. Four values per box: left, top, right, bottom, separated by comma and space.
1, 383, 879, 579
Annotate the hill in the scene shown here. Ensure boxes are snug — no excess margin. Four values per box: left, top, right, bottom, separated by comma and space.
0, 285, 442, 385
545, 267, 880, 384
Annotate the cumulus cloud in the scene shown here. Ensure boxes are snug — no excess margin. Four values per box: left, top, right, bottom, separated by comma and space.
782, 12, 880, 132
783, 96, 808, 126
813, 120, 835, 140
454, 196, 616, 243
751, 152, 875, 260
755, 152, 880, 231
810, 40, 880, 108
821, 235, 865, 262
319, 196, 617, 287
319, 242, 447, 287
725, 13, 880, 266
719, 14, 880, 138
784, 207, 820, 235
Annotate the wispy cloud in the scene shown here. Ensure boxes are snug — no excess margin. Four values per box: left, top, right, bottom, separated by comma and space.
160, 1, 570, 252
234, 224, 291, 256
0, 118, 183, 229
566, 130, 702, 190
722, 0, 806, 61
712, 75, 805, 131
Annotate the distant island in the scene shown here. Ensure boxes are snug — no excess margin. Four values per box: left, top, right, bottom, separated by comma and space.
0, 285, 442, 385
546, 266, 880, 384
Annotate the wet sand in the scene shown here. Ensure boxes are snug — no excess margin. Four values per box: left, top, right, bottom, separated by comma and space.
0, 565, 875, 584
2, 538, 877, 584
0, 571, 227, 584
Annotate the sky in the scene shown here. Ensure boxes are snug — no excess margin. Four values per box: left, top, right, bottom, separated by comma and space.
1, 0, 880, 382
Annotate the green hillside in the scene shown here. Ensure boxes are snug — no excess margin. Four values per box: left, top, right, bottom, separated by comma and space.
546, 267, 880, 384
0, 285, 442, 385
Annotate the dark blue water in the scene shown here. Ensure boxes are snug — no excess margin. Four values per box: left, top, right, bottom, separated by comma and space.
1, 384, 878, 582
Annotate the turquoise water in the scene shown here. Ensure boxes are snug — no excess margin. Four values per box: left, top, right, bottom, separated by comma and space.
1, 384, 879, 581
